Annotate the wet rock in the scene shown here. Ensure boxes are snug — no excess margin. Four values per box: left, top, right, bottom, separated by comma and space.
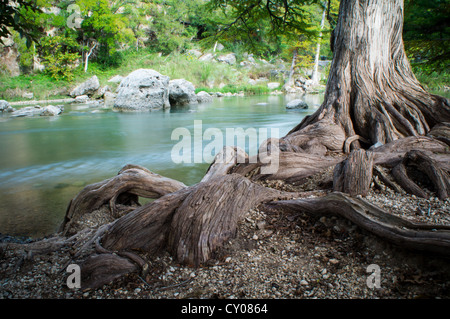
40, 105, 63, 116
114, 69, 170, 111
0, 100, 14, 113
196, 91, 213, 104
286, 99, 308, 109
70, 75, 100, 97
168, 79, 198, 106
11, 106, 43, 117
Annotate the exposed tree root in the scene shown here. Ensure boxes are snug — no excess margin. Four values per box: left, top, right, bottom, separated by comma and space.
262, 192, 450, 256
60, 164, 187, 236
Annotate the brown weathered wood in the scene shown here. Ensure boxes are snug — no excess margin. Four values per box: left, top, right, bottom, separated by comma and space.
373, 165, 404, 194
232, 151, 344, 183
79, 253, 139, 290
427, 122, 450, 146
101, 174, 292, 266
167, 174, 289, 266
263, 192, 450, 257
289, 0, 450, 148
333, 149, 374, 196
392, 162, 429, 199
60, 164, 187, 236
391, 150, 450, 200
201, 146, 248, 182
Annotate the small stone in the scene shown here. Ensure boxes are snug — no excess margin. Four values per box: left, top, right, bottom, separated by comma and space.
300, 280, 309, 286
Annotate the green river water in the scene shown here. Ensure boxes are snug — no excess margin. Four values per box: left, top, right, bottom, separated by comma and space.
0, 94, 323, 238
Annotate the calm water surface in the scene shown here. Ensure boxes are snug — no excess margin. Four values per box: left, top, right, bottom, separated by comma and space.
0, 94, 323, 238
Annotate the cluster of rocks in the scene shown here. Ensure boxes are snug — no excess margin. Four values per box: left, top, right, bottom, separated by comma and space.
187, 48, 237, 66
69, 75, 113, 105
284, 75, 325, 95
0, 100, 63, 117
112, 69, 213, 111
65, 70, 215, 112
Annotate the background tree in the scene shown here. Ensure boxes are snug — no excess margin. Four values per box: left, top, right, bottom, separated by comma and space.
403, 0, 450, 72
0, 0, 44, 45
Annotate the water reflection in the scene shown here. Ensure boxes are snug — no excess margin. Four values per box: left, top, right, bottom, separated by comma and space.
0, 94, 322, 238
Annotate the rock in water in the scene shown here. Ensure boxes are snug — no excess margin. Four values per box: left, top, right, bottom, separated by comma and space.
40, 105, 63, 116
70, 76, 100, 97
114, 69, 170, 111
168, 79, 198, 106
196, 91, 213, 104
0, 100, 15, 113
286, 99, 308, 109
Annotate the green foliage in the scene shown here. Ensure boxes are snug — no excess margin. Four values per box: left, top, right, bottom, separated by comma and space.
0, 0, 44, 45
39, 35, 80, 81
404, 0, 450, 72
76, 0, 135, 67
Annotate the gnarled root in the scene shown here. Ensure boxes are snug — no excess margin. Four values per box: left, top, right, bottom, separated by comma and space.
263, 192, 450, 256
60, 164, 187, 236
77, 173, 295, 289
392, 150, 450, 200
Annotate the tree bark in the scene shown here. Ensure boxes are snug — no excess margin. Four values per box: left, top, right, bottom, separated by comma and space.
333, 149, 374, 196
286, 0, 450, 151
263, 192, 450, 256
311, 3, 327, 85
60, 164, 186, 236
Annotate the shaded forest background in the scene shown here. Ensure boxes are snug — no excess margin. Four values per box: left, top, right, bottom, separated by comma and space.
0, 0, 448, 98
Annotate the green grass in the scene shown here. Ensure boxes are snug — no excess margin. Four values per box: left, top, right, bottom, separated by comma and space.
1, 49, 280, 101
2, 48, 448, 103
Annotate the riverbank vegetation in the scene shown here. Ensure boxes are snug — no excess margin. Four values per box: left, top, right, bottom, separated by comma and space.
2, 0, 447, 103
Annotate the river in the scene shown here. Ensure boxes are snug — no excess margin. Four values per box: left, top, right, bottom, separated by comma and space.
0, 94, 323, 238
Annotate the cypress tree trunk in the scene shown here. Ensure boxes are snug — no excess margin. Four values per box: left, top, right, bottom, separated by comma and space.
286, 0, 450, 152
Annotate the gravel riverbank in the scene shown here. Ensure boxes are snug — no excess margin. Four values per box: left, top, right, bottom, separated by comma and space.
1, 183, 449, 300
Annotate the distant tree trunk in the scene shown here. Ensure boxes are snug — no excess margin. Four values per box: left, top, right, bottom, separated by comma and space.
84, 42, 97, 73
283, 47, 298, 89
311, 3, 327, 85
286, 0, 450, 151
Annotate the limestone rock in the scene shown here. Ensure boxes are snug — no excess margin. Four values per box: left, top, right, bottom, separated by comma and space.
217, 53, 236, 65
70, 76, 100, 97
197, 91, 213, 104
168, 79, 198, 106
114, 69, 170, 111
286, 99, 308, 109
0, 100, 14, 113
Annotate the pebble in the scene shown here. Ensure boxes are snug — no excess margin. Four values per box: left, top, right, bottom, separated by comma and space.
300, 280, 309, 286
1, 185, 449, 300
